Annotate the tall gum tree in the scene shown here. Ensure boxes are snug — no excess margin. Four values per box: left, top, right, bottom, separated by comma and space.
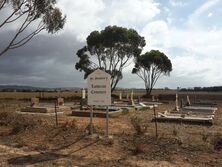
0, 0, 66, 56
132, 50, 172, 96
75, 25, 146, 92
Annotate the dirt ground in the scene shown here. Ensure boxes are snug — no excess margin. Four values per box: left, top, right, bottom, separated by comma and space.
0, 100, 222, 167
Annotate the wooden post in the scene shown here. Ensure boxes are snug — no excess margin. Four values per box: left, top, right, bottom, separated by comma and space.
153, 104, 158, 138
106, 106, 109, 137
90, 106, 93, 135
180, 99, 183, 109
55, 100, 58, 126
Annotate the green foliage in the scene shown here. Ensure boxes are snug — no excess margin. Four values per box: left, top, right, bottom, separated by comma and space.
75, 25, 145, 92
132, 50, 172, 95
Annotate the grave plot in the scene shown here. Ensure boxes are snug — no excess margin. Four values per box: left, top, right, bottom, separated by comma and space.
20, 97, 70, 114
153, 94, 217, 125
112, 91, 160, 110
182, 106, 217, 115
71, 107, 123, 118
154, 110, 214, 125
180, 95, 218, 116
71, 89, 158, 118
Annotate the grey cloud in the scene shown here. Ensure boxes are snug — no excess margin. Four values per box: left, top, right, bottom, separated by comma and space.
0, 30, 87, 88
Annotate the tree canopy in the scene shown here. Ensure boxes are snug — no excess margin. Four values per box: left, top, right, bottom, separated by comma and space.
0, 0, 66, 56
75, 25, 146, 92
132, 50, 172, 95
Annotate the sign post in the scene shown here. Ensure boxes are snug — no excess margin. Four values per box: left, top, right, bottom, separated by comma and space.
90, 106, 93, 135
87, 69, 111, 137
106, 106, 109, 137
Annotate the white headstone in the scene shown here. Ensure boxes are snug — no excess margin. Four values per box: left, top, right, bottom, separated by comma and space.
175, 94, 179, 111
82, 88, 86, 99
131, 90, 134, 100
119, 92, 122, 100
126, 93, 129, 100
152, 95, 155, 102
186, 95, 191, 106
87, 69, 111, 106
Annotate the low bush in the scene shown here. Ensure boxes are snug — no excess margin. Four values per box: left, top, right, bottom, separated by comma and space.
130, 116, 147, 135
0, 111, 38, 134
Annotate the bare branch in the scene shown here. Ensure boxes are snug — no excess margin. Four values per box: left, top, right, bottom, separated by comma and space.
0, 0, 25, 28
6, 9, 29, 23
0, 0, 6, 10
0, 11, 30, 56
9, 26, 45, 49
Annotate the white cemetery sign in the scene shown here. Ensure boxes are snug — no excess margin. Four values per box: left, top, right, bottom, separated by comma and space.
87, 69, 111, 106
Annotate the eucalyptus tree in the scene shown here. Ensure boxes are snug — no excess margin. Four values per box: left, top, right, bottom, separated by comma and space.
75, 25, 146, 92
132, 50, 172, 95
0, 0, 66, 56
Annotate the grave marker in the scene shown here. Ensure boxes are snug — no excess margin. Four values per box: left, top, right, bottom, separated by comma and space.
82, 88, 86, 99
30, 98, 39, 107
126, 93, 129, 100
57, 97, 64, 106
186, 95, 191, 106
175, 94, 179, 111
119, 92, 122, 100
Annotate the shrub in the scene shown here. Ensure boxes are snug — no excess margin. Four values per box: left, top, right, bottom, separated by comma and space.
130, 116, 147, 135
172, 127, 178, 136
132, 136, 143, 154
0, 111, 37, 134
213, 136, 222, 151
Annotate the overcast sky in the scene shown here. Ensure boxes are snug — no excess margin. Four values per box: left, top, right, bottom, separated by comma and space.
0, 0, 222, 89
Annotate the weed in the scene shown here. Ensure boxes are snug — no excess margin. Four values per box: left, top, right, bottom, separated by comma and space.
122, 109, 129, 115
211, 133, 222, 151
85, 123, 96, 135
102, 137, 114, 146
172, 127, 178, 136
201, 133, 210, 142
0, 111, 37, 134
132, 136, 143, 154
130, 116, 147, 135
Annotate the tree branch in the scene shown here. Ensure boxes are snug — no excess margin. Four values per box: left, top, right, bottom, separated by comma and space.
0, 0, 25, 28
0, 0, 6, 10
0, 11, 30, 56
9, 26, 45, 49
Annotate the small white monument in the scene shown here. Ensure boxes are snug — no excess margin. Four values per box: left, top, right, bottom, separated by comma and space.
129, 90, 135, 106
126, 93, 129, 100
119, 92, 122, 100
186, 95, 191, 106
82, 88, 86, 99
175, 94, 179, 111
130, 90, 134, 100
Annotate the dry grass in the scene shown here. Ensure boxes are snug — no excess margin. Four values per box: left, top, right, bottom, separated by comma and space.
0, 100, 222, 166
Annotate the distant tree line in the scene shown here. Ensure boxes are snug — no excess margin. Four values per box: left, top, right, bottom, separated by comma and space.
0, 89, 61, 92
179, 86, 222, 92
